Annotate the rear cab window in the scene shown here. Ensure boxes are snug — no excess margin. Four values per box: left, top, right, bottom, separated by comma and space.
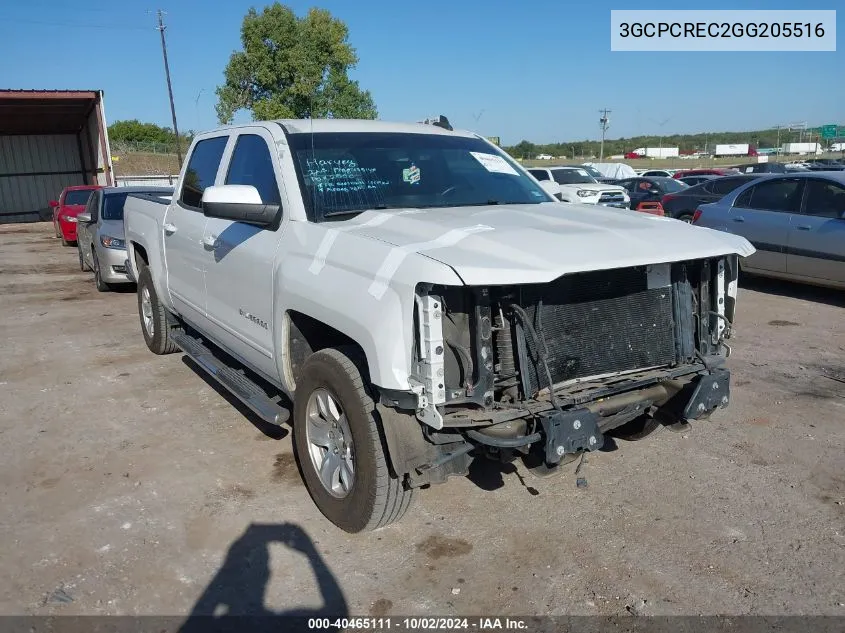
180, 136, 229, 209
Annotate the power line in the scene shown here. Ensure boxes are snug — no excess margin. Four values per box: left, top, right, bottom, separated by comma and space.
0, 16, 149, 30
156, 9, 183, 166
598, 109, 611, 161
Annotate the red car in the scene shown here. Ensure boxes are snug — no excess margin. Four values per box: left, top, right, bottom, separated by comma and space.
672, 168, 739, 179
50, 185, 102, 246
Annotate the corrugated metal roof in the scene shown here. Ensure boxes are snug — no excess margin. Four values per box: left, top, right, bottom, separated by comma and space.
0, 89, 100, 95
0, 90, 101, 135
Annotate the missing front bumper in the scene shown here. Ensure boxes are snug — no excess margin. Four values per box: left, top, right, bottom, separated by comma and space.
465, 368, 732, 464
538, 408, 605, 465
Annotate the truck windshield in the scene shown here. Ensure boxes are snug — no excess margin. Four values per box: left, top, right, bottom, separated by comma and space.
552, 169, 596, 185
286, 132, 551, 221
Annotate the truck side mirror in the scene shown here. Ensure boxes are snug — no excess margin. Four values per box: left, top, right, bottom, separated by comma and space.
539, 181, 562, 200
201, 185, 281, 228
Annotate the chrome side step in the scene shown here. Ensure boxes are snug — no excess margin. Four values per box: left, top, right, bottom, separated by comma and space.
172, 332, 290, 426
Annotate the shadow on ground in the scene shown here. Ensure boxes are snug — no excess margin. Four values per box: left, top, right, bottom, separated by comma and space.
740, 274, 845, 308
179, 522, 347, 633
181, 356, 289, 440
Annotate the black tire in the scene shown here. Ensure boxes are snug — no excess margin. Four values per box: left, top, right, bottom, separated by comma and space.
609, 415, 662, 441
293, 347, 415, 532
92, 251, 111, 292
137, 265, 180, 354
677, 212, 694, 223
78, 244, 87, 271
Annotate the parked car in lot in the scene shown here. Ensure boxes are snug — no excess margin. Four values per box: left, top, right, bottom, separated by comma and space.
50, 185, 101, 246
124, 119, 753, 532
612, 176, 688, 211
527, 166, 630, 207
677, 175, 719, 187
803, 159, 845, 172
735, 162, 788, 174
576, 163, 621, 183
640, 169, 675, 178
76, 187, 173, 291
693, 172, 845, 289
662, 174, 764, 222
672, 168, 739, 179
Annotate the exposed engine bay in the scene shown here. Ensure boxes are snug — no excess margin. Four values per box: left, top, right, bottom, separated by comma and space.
395, 256, 738, 486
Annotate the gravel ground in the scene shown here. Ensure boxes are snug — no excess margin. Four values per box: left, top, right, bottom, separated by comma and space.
0, 222, 843, 618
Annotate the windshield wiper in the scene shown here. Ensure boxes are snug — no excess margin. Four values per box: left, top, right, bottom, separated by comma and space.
322, 204, 404, 219
322, 209, 366, 219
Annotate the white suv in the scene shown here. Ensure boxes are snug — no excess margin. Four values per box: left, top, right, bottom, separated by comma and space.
528, 166, 630, 208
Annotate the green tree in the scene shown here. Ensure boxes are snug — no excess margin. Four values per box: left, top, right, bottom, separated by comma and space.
216, 3, 377, 123
508, 140, 537, 159
108, 120, 192, 148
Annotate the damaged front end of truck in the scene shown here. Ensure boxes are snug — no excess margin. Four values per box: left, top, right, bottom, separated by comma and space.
380, 255, 740, 487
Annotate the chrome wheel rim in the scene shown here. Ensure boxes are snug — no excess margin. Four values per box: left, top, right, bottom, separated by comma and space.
141, 286, 154, 337
305, 388, 355, 498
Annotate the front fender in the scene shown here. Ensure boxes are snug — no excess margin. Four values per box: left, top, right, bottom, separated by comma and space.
277, 223, 464, 391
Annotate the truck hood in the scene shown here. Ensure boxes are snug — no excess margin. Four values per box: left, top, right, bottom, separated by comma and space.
345, 203, 755, 286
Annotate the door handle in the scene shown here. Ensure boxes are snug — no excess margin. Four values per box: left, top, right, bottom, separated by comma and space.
163, 223, 178, 234
732, 216, 745, 223
796, 225, 811, 231
201, 234, 218, 249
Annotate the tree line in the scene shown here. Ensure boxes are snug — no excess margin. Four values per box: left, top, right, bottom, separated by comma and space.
504, 129, 834, 160
108, 119, 193, 148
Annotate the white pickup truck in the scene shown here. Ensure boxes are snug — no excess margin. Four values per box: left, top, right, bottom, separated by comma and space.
124, 119, 754, 533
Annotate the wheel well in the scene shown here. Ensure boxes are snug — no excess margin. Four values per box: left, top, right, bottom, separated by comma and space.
133, 242, 149, 269
287, 311, 361, 388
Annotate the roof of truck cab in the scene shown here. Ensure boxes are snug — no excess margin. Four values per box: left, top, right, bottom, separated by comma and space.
274, 119, 477, 137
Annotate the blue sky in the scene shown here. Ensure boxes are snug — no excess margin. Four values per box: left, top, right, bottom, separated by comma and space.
1, 0, 842, 145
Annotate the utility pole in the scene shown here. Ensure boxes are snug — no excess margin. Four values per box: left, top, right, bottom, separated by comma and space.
599, 108, 611, 161
156, 9, 182, 166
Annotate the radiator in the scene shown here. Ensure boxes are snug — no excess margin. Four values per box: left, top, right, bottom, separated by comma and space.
516, 267, 677, 396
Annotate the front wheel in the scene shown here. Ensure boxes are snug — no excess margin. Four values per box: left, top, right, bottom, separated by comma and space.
136, 265, 180, 354
78, 244, 89, 271
293, 347, 415, 532
92, 251, 111, 292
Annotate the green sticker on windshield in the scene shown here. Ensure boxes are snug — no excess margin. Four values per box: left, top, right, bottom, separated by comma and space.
402, 164, 421, 185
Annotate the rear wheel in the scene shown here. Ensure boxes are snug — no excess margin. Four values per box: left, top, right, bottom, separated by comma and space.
137, 265, 180, 354
293, 347, 414, 532
677, 212, 694, 223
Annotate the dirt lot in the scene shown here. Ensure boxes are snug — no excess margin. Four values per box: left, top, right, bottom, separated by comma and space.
0, 222, 843, 618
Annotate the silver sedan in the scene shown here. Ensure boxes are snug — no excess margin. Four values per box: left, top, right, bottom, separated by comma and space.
76, 187, 173, 291
693, 172, 845, 289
